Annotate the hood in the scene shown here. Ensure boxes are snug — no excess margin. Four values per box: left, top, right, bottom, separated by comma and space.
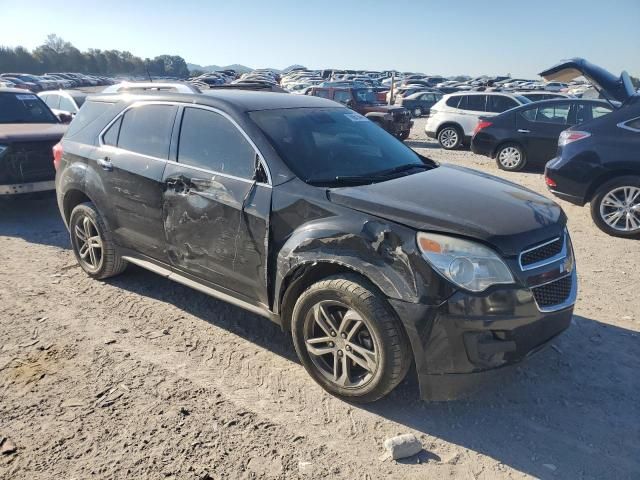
328, 165, 565, 256
359, 104, 406, 113
539, 57, 634, 103
0, 123, 68, 144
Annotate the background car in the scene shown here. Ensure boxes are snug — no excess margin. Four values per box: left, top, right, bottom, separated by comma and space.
0, 88, 67, 195
471, 99, 615, 171
520, 92, 570, 101
395, 91, 443, 117
545, 96, 640, 237
425, 92, 531, 149
38, 90, 88, 117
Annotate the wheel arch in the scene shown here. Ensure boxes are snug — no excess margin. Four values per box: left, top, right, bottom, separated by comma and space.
436, 122, 463, 136
63, 189, 93, 224
585, 170, 640, 203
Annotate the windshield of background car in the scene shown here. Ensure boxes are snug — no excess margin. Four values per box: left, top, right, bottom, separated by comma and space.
250, 107, 430, 185
0, 92, 58, 124
353, 89, 379, 104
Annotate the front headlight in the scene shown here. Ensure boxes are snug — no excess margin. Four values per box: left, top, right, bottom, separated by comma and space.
417, 232, 514, 292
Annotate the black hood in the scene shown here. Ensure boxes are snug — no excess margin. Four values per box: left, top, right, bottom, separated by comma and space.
539, 57, 635, 103
328, 165, 565, 256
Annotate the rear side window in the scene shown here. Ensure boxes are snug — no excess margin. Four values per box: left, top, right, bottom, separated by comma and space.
314, 90, 331, 99
177, 107, 255, 178
535, 104, 570, 124
102, 117, 122, 146
592, 105, 612, 119
487, 95, 518, 113
622, 117, 640, 131
446, 96, 461, 108
66, 101, 114, 138
44, 94, 60, 109
117, 104, 177, 159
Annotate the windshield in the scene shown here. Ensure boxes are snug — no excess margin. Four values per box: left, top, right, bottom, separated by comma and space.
250, 107, 434, 186
0, 93, 59, 124
353, 88, 379, 104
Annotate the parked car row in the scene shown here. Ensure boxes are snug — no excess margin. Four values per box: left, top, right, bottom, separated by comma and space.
0, 72, 114, 92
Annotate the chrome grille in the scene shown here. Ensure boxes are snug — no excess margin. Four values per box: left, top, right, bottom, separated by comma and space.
532, 275, 572, 308
520, 235, 564, 270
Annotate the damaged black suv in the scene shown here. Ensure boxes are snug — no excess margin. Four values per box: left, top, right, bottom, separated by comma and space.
55, 82, 577, 402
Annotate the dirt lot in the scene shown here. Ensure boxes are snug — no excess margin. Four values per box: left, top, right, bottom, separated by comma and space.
1, 117, 638, 480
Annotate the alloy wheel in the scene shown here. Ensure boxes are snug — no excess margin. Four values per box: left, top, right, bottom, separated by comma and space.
303, 300, 379, 389
439, 128, 458, 148
73, 215, 104, 272
498, 146, 522, 169
599, 186, 640, 232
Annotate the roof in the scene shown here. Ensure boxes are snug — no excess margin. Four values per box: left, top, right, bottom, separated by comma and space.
89, 89, 339, 112
0, 88, 35, 94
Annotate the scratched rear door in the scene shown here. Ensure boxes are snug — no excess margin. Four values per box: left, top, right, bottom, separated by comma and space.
162, 106, 271, 305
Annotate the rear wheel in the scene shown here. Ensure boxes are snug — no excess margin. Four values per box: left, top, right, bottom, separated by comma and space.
496, 143, 526, 171
291, 274, 411, 403
590, 176, 640, 238
438, 126, 461, 149
69, 202, 128, 279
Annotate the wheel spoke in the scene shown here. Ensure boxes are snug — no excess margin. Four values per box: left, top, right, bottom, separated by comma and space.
88, 235, 102, 250
75, 225, 87, 241
346, 342, 377, 373
335, 353, 351, 386
83, 216, 93, 239
88, 245, 98, 267
305, 337, 335, 357
312, 304, 338, 336
79, 243, 90, 259
345, 319, 363, 342
604, 210, 623, 226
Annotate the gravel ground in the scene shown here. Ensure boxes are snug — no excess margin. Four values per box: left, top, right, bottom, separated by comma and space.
1, 117, 638, 480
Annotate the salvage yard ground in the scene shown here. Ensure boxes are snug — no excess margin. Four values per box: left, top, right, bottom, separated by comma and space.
1, 117, 638, 479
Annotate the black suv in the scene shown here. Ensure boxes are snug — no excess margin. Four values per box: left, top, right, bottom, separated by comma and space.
55, 83, 577, 402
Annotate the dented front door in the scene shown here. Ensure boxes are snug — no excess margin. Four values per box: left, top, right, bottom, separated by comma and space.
162, 162, 271, 305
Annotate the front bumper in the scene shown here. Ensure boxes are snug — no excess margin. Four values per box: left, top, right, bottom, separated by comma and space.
0, 180, 55, 196
388, 268, 576, 401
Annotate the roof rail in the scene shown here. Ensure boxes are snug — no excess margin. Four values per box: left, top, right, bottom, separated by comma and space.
101, 81, 201, 94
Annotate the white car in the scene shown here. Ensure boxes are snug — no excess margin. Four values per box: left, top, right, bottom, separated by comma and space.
544, 82, 569, 92
425, 92, 531, 149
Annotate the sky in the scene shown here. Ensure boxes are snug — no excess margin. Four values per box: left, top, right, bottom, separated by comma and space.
1, 0, 638, 78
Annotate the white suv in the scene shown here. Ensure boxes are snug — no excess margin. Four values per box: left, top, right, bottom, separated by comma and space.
425, 92, 531, 149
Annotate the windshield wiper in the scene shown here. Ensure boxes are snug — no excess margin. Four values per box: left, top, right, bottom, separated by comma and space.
308, 164, 432, 187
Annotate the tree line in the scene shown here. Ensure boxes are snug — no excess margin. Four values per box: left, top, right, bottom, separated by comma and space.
0, 34, 190, 78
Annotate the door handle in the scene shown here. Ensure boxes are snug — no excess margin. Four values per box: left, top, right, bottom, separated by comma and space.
97, 157, 113, 171
517, 129, 531, 133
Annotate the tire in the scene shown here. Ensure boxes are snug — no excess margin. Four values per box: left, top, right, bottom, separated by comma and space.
398, 130, 410, 141
412, 107, 422, 118
291, 274, 411, 403
495, 143, 527, 171
69, 202, 128, 279
590, 176, 640, 238
437, 125, 462, 150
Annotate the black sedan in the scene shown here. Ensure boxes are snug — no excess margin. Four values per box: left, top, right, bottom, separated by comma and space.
546, 95, 640, 237
396, 91, 443, 117
471, 99, 614, 171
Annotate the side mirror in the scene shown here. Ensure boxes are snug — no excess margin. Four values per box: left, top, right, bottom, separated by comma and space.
58, 113, 73, 124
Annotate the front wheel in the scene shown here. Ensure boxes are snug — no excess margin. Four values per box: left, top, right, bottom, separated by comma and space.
398, 130, 410, 141
590, 176, 640, 238
291, 274, 411, 403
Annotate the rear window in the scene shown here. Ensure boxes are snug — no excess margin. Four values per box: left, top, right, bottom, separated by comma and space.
461, 95, 487, 112
66, 100, 114, 138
